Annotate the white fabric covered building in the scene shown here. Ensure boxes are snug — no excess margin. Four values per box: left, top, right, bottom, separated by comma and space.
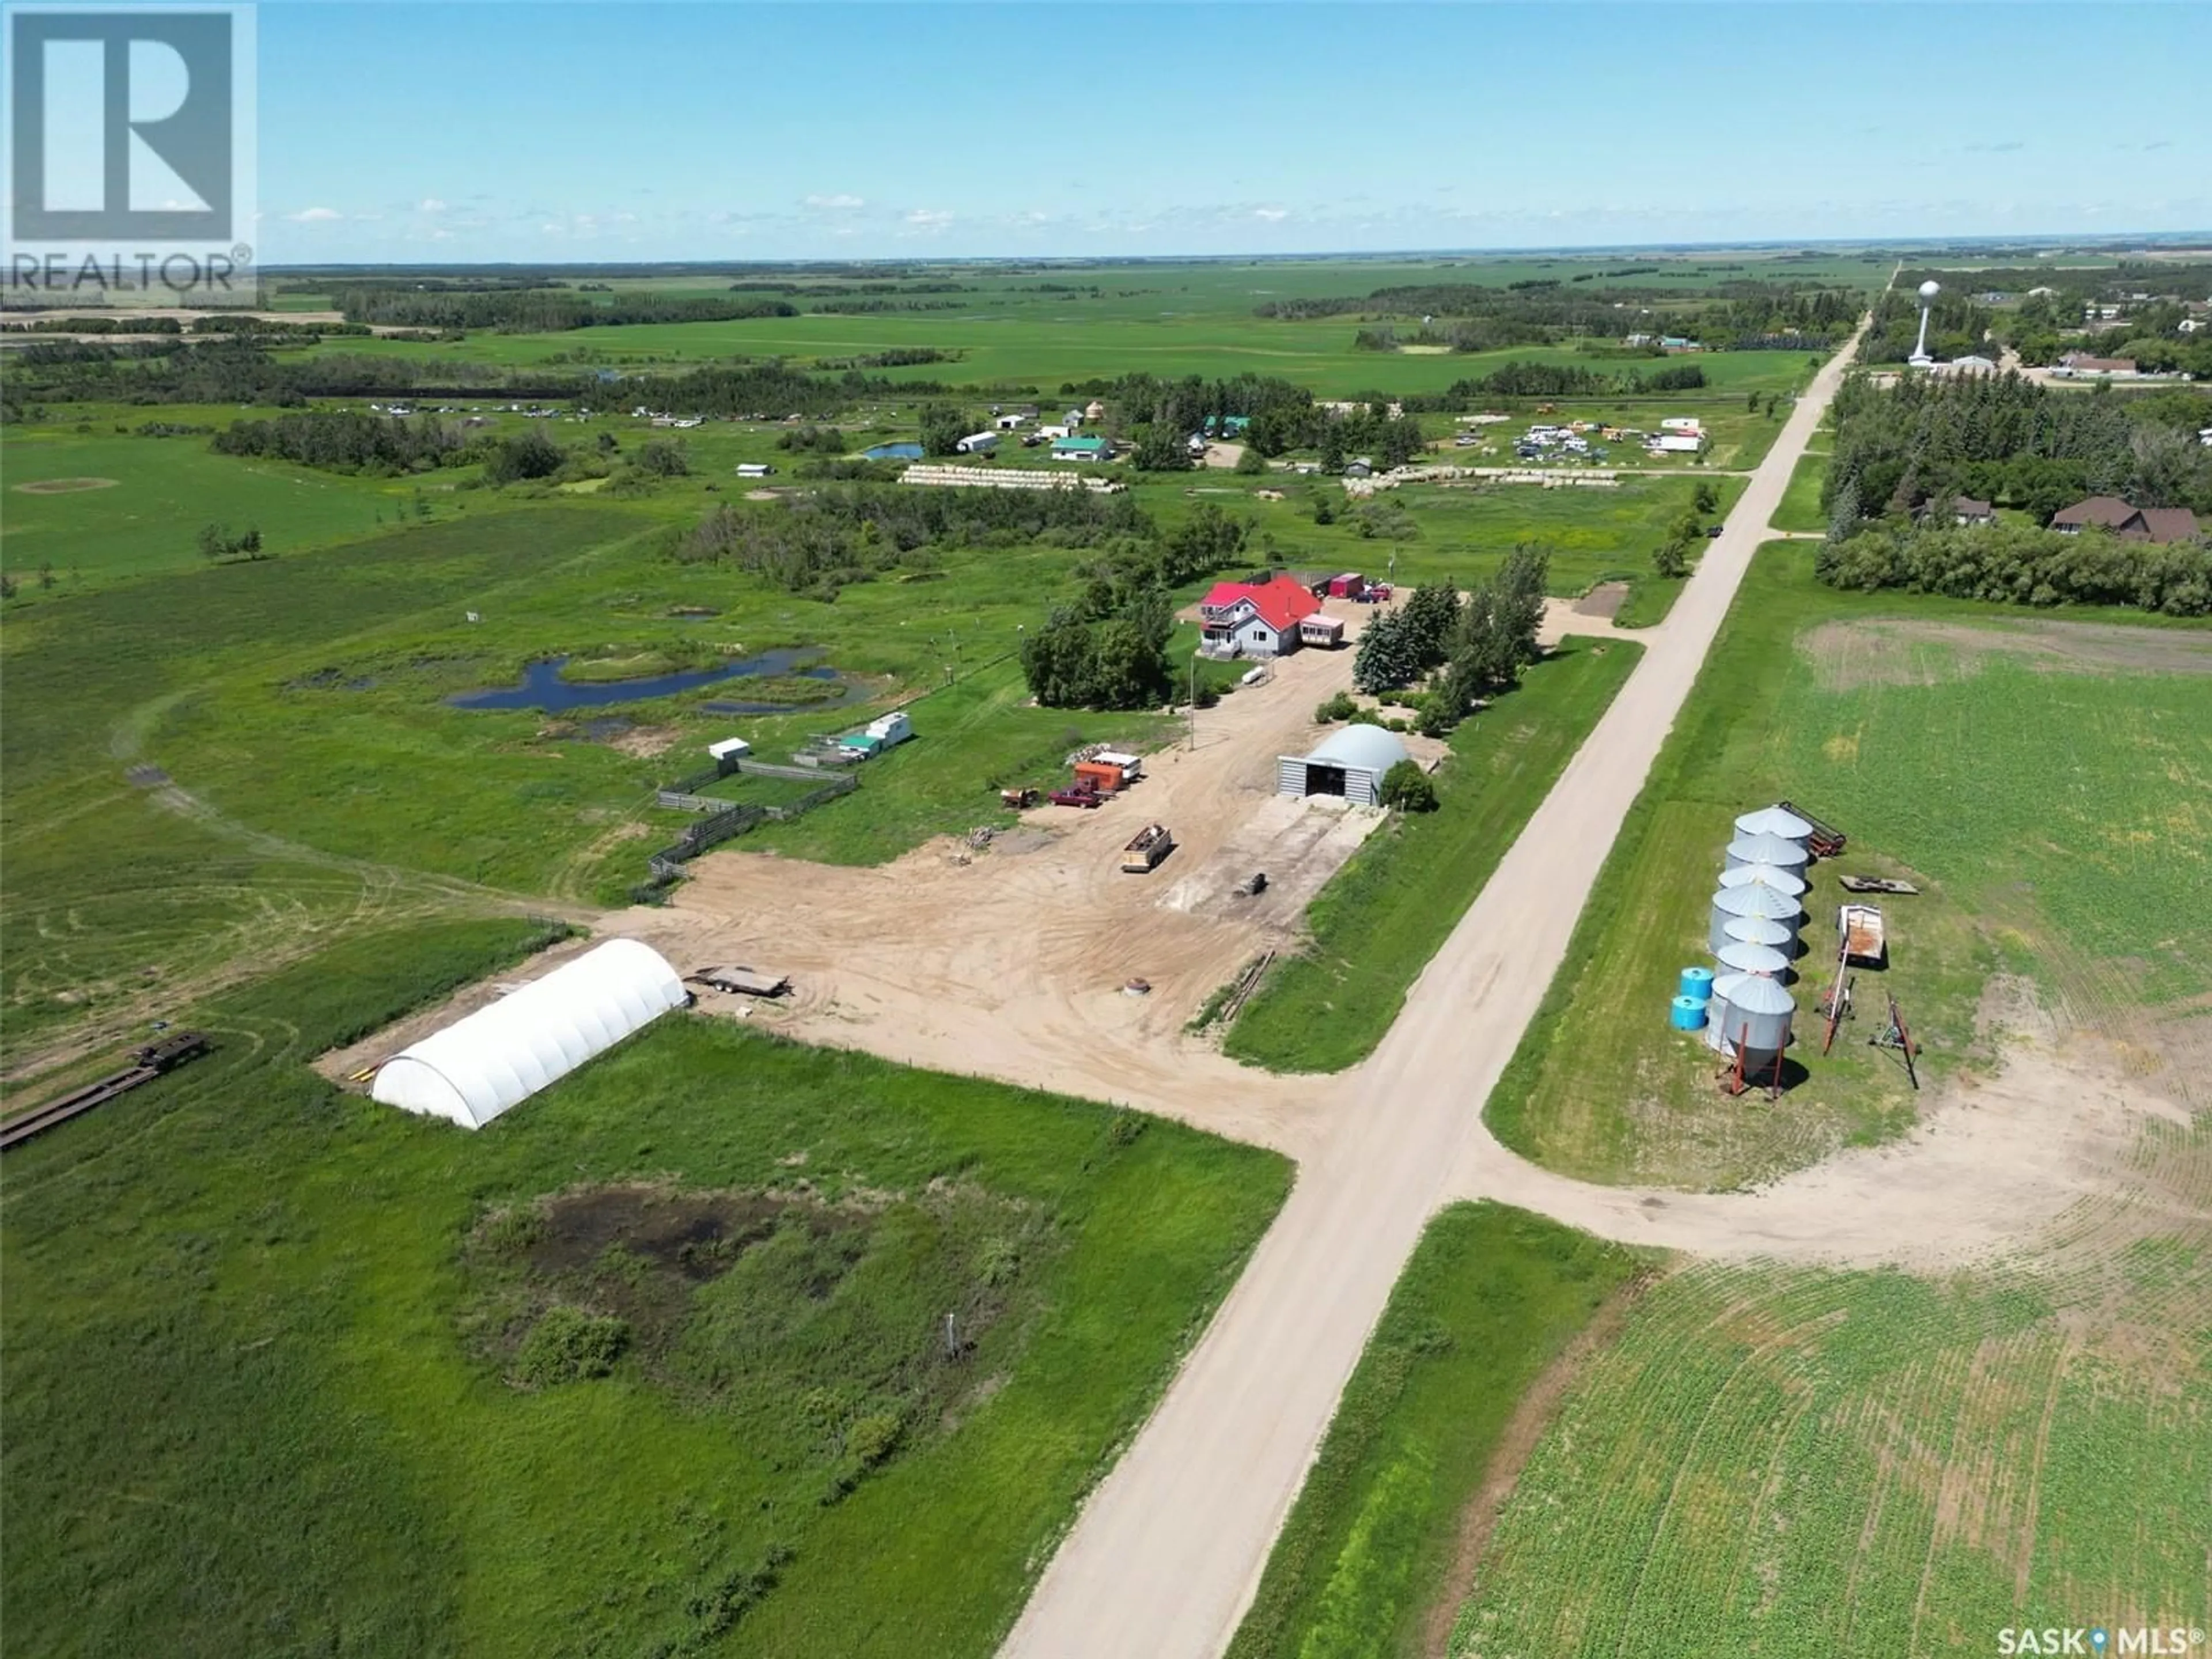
371, 939, 685, 1130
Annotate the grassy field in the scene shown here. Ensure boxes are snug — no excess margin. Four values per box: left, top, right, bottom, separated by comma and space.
1225, 638, 1642, 1073
1449, 1253, 2212, 1659
1774, 445, 1831, 533
0, 920, 1290, 1659
1226, 1203, 1645, 1659
1487, 543, 2212, 1191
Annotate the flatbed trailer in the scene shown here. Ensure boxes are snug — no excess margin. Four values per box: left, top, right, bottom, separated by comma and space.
1, 1032, 209, 1152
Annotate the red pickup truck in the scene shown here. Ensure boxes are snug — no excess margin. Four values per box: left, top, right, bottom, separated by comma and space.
1048, 785, 1103, 808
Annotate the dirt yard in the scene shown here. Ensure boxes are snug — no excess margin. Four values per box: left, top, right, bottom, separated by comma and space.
594, 605, 1395, 1152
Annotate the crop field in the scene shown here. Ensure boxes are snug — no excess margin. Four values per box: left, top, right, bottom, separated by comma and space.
1449, 1252, 2212, 1659
1488, 544, 2212, 1191
1226, 638, 1642, 1073
0, 920, 1290, 1659
1227, 1203, 1645, 1659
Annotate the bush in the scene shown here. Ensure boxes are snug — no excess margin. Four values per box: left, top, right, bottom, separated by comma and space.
1234, 446, 1267, 476
513, 1305, 630, 1386
1315, 690, 1357, 723
1378, 759, 1438, 813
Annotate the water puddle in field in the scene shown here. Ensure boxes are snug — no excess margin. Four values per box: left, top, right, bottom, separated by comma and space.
449, 647, 852, 713
862, 442, 924, 460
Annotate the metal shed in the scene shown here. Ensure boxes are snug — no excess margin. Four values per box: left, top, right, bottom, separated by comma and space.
1725, 831, 1811, 871
1278, 724, 1410, 808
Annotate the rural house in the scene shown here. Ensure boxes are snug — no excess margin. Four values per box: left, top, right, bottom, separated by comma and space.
2050, 497, 2200, 544
1198, 575, 1322, 658
1052, 435, 1113, 462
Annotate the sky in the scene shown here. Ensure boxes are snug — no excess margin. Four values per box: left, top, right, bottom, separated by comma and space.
247, 2, 2211, 264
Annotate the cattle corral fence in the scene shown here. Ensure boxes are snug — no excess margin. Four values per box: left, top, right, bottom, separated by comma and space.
646, 759, 858, 882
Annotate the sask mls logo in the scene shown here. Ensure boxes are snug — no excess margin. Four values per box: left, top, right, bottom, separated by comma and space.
5, 2, 256, 301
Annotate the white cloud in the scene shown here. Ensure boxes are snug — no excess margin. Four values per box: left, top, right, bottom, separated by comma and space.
904, 208, 953, 228
1253, 207, 1289, 222
285, 206, 343, 223
805, 192, 865, 210
419, 197, 448, 213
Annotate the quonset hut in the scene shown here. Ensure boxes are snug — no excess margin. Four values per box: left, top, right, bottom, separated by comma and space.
1278, 724, 1411, 808
371, 939, 687, 1131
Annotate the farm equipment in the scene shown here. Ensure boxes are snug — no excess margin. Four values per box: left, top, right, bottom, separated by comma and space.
1870, 993, 1921, 1090
1839, 903, 1887, 968
999, 787, 1041, 809
1839, 876, 1918, 895
1778, 799, 1846, 858
1048, 784, 1102, 809
1, 1031, 209, 1152
1121, 823, 1175, 874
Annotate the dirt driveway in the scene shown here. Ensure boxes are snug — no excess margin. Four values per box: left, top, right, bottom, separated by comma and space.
606, 601, 1401, 1155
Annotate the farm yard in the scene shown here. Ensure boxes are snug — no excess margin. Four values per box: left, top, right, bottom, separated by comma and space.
0, 921, 1289, 1659
8, 232, 2210, 1659
1489, 543, 2212, 1192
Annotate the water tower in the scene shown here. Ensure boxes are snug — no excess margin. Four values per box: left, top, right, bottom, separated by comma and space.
1908, 280, 1941, 367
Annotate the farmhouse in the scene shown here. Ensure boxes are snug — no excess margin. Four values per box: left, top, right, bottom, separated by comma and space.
2050, 497, 2201, 544
369, 940, 687, 1131
1949, 496, 1996, 527
1198, 574, 1322, 658
1277, 723, 1410, 808
1052, 435, 1113, 462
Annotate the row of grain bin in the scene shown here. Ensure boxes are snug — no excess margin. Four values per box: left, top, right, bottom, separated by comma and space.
1673, 805, 1820, 1074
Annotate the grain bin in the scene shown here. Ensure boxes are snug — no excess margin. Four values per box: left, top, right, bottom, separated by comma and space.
1715, 940, 1791, 978
1707, 971, 1794, 1056
1721, 914, 1797, 950
1679, 966, 1715, 1002
1725, 831, 1810, 872
1709, 882, 1801, 952
1717, 862, 1808, 899
1733, 804, 1814, 845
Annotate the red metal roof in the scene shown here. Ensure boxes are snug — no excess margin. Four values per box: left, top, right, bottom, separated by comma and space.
1199, 575, 1322, 632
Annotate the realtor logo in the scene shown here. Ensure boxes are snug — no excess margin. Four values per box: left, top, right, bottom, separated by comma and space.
5, 3, 257, 303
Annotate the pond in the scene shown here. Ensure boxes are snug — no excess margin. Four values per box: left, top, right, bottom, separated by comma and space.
862, 442, 924, 461
449, 648, 847, 713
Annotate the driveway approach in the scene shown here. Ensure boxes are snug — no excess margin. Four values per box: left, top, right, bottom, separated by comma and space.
1000, 327, 1869, 1659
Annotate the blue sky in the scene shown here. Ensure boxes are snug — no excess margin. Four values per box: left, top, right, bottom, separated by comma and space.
254, 2, 2211, 263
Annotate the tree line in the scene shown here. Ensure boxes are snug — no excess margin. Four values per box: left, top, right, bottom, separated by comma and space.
1823, 368, 2212, 528
331, 287, 798, 332
1349, 548, 1551, 734
1817, 521, 2210, 616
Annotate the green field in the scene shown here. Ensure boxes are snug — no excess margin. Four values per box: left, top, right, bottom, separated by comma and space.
1774, 445, 1831, 533
1449, 1253, 2212, 1659
1227, 1204, 1644, 1659
1487, 543, 2212, 1191
1225, 638, 1642, 1072
0, 920, 1289, 1659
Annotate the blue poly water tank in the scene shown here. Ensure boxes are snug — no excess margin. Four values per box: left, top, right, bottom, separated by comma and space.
1669, 995, 1708, 1031
1679, 966, 1715, 1002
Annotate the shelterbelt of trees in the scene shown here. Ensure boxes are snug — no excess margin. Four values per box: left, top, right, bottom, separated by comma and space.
1823, 369, 2212, 527
1258, 277, 1859, 351
331, 286, 798, 331
1818, 369, 2212, 616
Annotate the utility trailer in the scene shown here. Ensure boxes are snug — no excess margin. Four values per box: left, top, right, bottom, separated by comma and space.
1120, 823, 1175, 874
1779, 799, 1847, 858
1839, 903, 1887, 967
1, 1031, 209, 1152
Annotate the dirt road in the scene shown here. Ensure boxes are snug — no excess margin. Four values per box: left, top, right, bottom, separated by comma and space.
999, 324, 1875, 1659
